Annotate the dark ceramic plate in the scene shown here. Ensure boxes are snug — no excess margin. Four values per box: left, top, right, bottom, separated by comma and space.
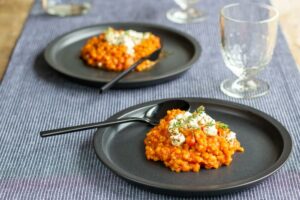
44, 23, 201, 88
93, 98, 292, 196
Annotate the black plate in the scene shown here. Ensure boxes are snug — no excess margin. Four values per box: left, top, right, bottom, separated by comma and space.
44, 23, 201, 88
93, 98, 292, 196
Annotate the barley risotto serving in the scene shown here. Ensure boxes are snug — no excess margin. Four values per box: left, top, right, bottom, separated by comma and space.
144, 106, 244, 172
80, 27, 161, 72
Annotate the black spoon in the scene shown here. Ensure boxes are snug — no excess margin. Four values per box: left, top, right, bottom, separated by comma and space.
40, 99, 190, 137
100, 48, 162, 93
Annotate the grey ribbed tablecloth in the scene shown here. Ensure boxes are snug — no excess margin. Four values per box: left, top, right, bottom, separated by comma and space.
1, 0, 299, 199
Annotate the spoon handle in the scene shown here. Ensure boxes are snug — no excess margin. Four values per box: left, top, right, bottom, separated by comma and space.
40, 117, 147, 137
100, 58, 145, 93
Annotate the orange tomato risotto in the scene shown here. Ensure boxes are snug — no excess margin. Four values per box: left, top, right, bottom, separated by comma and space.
80, 27, 161, 72
144, 106, 244, 172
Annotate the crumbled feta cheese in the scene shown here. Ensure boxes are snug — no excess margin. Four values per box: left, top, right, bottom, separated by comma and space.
204, 125, 218, 136
168, 106, 224, 146
170, 134, 185, 146
198, 112, 215, 125
188, 118, 200, 129
127, 30, 144, 39
104, 28, 150, 55
169, 119, 177, 128
183, 112, 192, 118
123, 36, 135, 55
175, 113, 184, 120
226, 131, 236, 142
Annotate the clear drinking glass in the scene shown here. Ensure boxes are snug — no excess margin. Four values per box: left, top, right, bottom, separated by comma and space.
220, 3, 279, 98
42, 0, 91, 16
167, 0, 205, 23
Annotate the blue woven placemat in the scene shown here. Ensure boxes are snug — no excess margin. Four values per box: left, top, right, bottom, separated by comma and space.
0, 0, 299, 199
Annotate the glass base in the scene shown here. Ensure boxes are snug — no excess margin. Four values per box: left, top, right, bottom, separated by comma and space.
220, 78, 269, 99
166, 7, 205, 23
45, 3, 91, 16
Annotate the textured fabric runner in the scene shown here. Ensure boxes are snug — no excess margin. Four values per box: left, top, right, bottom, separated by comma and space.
1, 0, 299, 199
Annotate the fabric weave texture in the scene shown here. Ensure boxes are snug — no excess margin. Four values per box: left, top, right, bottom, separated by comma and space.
0, 0, 299, 199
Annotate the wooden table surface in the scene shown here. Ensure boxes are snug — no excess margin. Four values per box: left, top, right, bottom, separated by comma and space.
272, 0, 300, 68
0, 0, 34, 81
0, 0, 299, 81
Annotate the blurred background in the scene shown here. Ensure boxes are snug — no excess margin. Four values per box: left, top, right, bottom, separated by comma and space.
0, 0, 299, 80
272, 0, 300, 68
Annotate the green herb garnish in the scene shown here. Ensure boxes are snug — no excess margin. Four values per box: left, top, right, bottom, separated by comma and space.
174, 121, 182, 127
218, 122, 229, 129
206, 121, 215, 127
196, 106, 205, 114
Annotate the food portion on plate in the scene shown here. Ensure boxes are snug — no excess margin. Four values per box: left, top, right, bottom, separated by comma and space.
80, 27, 161, 72
144, 106, 244, 172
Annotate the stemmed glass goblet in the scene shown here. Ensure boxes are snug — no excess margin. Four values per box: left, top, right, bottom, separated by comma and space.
167, 0, 205, 24
220, 3, 279, 98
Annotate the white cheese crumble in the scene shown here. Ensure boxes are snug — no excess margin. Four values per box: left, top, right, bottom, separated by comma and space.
203, 125, 218, 136
168, 106, 220, 146
170, 134, 186, 146
104, 28, 150, 55
226, 131, 236, 143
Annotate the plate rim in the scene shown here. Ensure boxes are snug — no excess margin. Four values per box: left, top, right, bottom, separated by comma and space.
44, 22, 202, 87
93, 97, 293, 195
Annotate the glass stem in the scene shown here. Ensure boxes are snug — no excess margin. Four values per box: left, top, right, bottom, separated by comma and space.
176, 0, 195, 11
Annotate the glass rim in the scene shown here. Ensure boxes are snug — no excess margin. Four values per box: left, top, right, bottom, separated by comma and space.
220, 3, 279, 24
